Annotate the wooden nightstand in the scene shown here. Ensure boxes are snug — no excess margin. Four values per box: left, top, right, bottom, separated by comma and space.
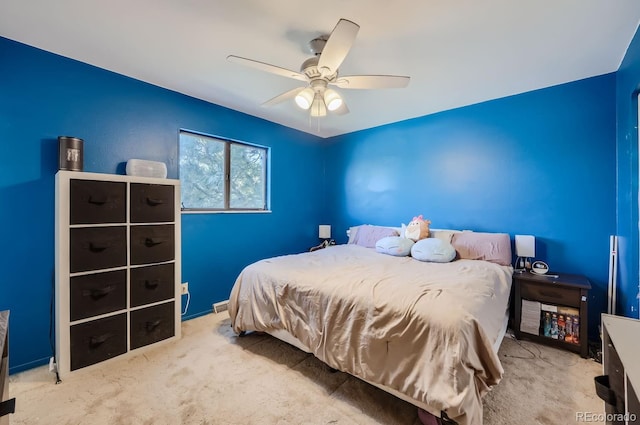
513, 271, 591, 358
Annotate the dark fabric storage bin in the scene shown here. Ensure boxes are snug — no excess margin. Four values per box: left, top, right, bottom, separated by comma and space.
70, 179, 126, 224
130, 183, 174, 223
70, 270, 127, 321
130, 225, 174, 265
130, 302, 175, 350
130, 263, 175, 307
70, 226, 127, 273
70, 313, 127, 371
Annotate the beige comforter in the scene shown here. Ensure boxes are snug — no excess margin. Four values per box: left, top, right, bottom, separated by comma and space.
229, 244, 512, 425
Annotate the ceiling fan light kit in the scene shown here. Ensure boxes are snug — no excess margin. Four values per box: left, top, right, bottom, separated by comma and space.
323, 89, 342, 111
295, 88, 314, 109
228, 18, 410, 120
310, 94, 327, 117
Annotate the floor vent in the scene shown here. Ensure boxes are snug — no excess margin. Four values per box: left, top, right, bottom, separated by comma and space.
213, 300, 229, 314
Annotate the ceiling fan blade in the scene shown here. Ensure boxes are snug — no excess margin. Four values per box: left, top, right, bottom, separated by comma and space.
227, 55, 307, 82
333, 75, 410, 89
317, 19, 360, 75
262, 87, 305, 107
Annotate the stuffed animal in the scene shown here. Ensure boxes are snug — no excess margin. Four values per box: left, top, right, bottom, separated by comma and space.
404, 215, 431, 241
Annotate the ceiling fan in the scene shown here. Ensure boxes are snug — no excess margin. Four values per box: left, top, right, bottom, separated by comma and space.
227, 18, 410, 118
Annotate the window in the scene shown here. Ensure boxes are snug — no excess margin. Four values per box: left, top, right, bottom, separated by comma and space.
179, 130, 269, 211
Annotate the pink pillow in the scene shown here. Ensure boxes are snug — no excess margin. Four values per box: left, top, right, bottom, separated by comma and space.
451, 232, 512, 266
351, 225, 399, 248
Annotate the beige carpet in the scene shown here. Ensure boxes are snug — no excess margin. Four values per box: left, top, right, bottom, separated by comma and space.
9, 312, 604, 425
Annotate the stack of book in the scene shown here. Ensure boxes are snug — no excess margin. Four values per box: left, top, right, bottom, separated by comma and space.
540, 304, 580, 345
519, 300, 581, 345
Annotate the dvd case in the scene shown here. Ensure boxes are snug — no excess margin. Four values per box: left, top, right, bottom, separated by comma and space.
539, 307, 579, 345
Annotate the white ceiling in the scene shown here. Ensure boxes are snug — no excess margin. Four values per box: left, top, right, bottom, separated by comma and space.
2, 1, 640, 138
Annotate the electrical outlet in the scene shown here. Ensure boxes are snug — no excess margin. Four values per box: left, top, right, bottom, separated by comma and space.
181, 282, 189, 295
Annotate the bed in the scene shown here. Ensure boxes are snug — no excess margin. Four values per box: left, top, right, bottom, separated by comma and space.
228, 227, 513, 425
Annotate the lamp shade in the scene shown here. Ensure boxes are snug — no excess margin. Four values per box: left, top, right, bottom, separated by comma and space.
324, 89, 343, 111
295, 88, 314, 110
515, 235, 535, 257
319, 225, 331, 239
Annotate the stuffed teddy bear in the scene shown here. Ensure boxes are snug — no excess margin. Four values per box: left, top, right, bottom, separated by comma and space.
404, 214, 431, 241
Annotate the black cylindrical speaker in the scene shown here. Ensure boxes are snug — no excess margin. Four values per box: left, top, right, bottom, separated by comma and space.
58, 136, 84, 171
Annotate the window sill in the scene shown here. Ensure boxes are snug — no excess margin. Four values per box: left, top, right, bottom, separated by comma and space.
181, 210, 272, 215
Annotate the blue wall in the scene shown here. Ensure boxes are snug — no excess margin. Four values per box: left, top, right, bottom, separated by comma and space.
0, 37, 325, 372
325, 75, 617, 339
2, 28, 636, 372
615, 27, 640, 319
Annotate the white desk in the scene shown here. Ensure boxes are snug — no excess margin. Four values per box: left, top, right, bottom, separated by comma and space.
601, 314, 640, 425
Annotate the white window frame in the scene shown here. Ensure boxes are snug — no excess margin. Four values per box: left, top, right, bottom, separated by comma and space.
178, 130, 270, 213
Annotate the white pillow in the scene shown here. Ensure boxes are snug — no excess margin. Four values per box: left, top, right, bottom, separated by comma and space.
375, 236, 414, 257
347, 226, 359, 244
411, 238, 456, 263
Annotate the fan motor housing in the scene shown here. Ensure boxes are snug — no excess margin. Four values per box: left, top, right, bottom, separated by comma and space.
300, 56, 337, 81
308, 35, 328, 55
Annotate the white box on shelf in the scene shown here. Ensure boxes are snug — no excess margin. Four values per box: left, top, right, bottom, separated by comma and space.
126, 159, 167, 178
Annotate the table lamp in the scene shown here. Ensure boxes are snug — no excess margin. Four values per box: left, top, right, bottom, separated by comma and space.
515, 235, 535, 272
319, 225, 331, 241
